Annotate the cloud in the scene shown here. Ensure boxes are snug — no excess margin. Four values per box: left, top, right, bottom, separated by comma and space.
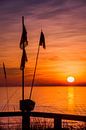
0, 0, 86, 86
0, 67, 34, 86
32, 0, 86, 20
0, 0, 85, 49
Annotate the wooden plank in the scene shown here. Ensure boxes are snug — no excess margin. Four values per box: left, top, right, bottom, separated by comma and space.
31, 112, 86, 122
0, 111, 22, 117
0, 111, 86, 122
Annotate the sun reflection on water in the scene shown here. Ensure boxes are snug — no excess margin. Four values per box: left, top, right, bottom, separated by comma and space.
67, 86, 75, 114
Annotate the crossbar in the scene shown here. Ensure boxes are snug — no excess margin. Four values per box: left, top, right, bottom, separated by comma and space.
0, 111, 86, 122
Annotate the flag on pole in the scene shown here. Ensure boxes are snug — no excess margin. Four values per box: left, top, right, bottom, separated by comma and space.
20, 48, 28, 70
39, 31, 46, 49
20, 16, 28, 49
3, 62, 7, 79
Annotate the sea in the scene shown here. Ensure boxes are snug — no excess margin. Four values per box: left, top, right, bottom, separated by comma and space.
0, 86, 86, 116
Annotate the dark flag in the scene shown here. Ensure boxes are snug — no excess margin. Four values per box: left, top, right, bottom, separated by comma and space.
3, 62, 7, 79
20, 16, 28, 49
39, 31, 46, 49
20, 49, 28, 70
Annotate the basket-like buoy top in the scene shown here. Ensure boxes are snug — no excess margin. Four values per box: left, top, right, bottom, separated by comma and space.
20, 99, 35, 111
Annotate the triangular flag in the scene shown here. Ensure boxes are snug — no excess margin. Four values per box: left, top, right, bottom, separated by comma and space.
20, 16, 28, 49
20, 48, 28, 70
39, 31, 46, 49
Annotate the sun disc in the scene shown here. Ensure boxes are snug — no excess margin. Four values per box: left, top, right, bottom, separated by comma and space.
67, 76, 75, 83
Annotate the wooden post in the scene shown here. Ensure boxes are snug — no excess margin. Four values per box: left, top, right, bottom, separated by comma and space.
54, 117, 62, 129
22, 111, 30, 130
20, 99, 35, 130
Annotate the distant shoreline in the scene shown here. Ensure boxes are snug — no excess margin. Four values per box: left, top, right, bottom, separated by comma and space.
0, 85, 86, 87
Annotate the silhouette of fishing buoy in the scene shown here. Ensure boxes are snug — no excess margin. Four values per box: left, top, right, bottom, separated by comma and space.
20, 99, 35, 111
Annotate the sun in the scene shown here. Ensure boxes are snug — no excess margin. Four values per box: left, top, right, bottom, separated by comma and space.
67, 76, 75, 83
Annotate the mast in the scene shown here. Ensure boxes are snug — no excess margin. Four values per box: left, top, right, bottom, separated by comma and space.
22, 64, 24, 101
22, 16, 24, 100
29, 30, 46, 99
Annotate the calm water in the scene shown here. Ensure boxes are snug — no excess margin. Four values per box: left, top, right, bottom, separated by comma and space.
0, 86, 86, 115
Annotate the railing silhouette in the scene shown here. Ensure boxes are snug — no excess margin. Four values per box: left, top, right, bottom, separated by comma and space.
0, 111, 86, 129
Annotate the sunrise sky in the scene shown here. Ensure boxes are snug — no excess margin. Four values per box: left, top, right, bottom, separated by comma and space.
0, 0, 86, 86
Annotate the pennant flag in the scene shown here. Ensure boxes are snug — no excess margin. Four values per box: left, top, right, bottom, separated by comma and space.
3, 62, 7, 79
20, 48, 28, 70
20, 16, 28, 49
39, 31, 46, 49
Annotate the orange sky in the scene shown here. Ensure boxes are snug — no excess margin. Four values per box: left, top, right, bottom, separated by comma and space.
0, 0, 86, 86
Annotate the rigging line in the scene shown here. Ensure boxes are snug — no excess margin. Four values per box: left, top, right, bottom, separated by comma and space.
6, 78, 9, 112
29, 45, 40, 99
1, 87, 19, 112
4, 73, 9, 129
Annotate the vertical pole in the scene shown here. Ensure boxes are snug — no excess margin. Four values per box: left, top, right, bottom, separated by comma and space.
22, 16, 25, 130
29, 45, 40, 99
22, 68, 24, 101
20, 16, 31, 130
22, 112, 30, 130
22, 16, 24, 101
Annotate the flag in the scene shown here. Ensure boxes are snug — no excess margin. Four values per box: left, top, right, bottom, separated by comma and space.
39, 31, 46, 49
3, 62, 7, 79
20, 48, 28, 70
20, 16, 28, 49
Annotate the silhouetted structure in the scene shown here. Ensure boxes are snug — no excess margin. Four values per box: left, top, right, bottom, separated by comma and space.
0, 111, 86, 129
29, 30, 46, 99
19, 16, 35, 130
1, 16, 86, 130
